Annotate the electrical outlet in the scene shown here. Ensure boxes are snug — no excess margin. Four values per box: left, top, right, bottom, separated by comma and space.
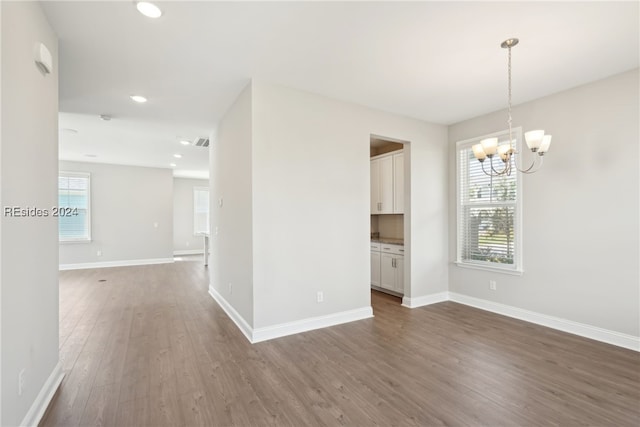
228, 283, 233, 295
215, 226, 219, 235
489, 280, 497, 290
18, 369, 26, 396
218, 198, 223, 207
96, 250, 102, 257
316, 291, 324, 303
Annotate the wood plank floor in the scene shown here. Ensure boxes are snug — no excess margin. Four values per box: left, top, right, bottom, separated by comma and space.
42, 256, 639, 426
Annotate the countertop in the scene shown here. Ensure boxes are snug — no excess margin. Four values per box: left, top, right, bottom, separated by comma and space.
371, 237, 404, 246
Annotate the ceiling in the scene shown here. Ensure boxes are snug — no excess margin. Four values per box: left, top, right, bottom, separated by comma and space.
43, 1, 639, 179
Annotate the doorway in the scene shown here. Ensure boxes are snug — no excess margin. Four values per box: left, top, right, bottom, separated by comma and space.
369, 135, 410, 303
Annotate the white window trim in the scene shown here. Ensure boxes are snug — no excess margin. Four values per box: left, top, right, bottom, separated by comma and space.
455, 128, 523, 274
59, 171, 92, 243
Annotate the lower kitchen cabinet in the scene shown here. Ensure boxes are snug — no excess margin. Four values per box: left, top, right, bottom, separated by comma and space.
380, 252, 404, 294
371, 250, 381, 287
371, 242, 404, 295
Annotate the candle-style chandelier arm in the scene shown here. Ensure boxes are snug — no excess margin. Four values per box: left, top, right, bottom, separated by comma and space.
513, 151, 544, 174
514, 152, 544, 174
491, 159, 510, 175
480, 157, 509, 176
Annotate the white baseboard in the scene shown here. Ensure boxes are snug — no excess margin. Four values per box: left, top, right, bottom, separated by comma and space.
449, 292, 640, 352
401, 291, 449, 308
208, 284, 253, 343
59, 257, 174, 271
21, 361, 64, 427
173, 249, 204, 256
209, 284, 373, 344
252, 306, 373, 343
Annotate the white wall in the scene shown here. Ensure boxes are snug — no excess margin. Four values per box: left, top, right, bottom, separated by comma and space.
210, 84, 254, 325
173, 177, 208, 254
448, 69, 639, 337
59, 161, 173, 266
1, 2, 60, 425
211, 81, 448, 328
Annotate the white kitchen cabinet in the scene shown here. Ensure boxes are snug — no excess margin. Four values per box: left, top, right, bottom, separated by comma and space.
372, 242, 404, 295
393, 152, 404, 214
371, 250, 381, 287
370, 155, 393, 214
394, 256, 404, 293
371, 150, 403, 215
380, 252, 396, 291
370, 159, 380, 213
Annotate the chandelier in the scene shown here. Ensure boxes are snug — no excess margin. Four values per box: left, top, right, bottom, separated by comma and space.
472, 38, 551, 176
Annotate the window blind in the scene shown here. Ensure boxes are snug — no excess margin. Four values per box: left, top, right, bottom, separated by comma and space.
457, 132, 521, 270
58, 172, 91, 241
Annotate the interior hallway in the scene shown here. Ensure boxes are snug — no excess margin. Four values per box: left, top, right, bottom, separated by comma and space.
42, 258, 640, 426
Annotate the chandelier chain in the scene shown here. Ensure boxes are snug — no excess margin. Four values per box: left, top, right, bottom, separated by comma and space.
507, 45, 513, 150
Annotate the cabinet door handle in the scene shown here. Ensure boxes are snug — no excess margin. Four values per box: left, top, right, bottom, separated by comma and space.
392, 258, 396, 268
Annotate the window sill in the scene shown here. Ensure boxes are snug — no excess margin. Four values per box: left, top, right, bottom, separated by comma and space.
454, 261, 523, 276
59, 239, 92, 245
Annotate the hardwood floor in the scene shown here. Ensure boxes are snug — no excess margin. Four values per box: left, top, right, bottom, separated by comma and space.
42, 257, 639, 426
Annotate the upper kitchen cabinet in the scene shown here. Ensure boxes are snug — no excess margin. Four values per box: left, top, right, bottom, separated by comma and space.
371, 150, 403, 214
371, 154, 393, 214
393, 152, 404, 214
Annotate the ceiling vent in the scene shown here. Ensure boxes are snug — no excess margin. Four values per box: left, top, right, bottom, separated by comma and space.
193, 137, 209, 147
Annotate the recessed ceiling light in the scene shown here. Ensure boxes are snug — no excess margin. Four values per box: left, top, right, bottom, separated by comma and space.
180, 140, 191, 146
169, 163, 177, 167
99, 114, 111, 121
173, 154, 182, 158
136, 2, 162, 18
130, 95, 147, 103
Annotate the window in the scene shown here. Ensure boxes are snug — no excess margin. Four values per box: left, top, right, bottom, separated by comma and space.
456, 128, 522, 273
193, 187, 210, 234
58, 172, 91, 242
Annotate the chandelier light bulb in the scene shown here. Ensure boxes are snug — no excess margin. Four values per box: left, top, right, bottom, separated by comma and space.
472, 144, 487, 161
539, 135, 552, 154
524, 130, 545, 152
480, 138, 498, 156
498, 145, 512, 162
